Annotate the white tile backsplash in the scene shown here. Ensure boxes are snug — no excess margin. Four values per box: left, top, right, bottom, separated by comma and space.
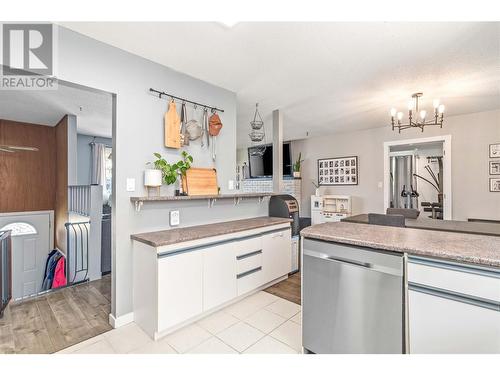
241, 179, 302, 211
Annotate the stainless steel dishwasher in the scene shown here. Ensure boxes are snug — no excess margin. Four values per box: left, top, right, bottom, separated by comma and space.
302, 238, 405, 354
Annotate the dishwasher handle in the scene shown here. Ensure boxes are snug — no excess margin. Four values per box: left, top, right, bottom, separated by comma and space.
303, 249, 402, 277
326, 255, 372, 269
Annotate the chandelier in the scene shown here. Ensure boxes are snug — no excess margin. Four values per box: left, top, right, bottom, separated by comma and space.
390, 93, 445, 133
248, 103, 267, 156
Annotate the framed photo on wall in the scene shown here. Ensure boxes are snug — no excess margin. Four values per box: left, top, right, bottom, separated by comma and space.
318, 156, 358, 185
490, 178, 500, 192
490, 143, 500, 158
490, 160, 500, 175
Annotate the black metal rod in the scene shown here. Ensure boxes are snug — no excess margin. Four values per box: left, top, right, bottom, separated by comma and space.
149, 88, 225, 113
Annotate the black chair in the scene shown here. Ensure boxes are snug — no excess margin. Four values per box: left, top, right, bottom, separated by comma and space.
386, 208, 420, 219
368, 213, 406, 228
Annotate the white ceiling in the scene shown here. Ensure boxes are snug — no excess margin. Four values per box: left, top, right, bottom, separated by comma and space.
61, 22, 499, 146
0, 83, 112, 137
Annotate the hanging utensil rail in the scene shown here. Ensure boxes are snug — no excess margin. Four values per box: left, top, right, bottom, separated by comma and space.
149, 88, 224, 113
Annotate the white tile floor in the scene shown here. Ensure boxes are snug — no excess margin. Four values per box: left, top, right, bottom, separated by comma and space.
57, 291, 302, 354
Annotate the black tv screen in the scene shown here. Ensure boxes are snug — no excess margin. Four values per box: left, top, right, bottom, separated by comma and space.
248, 143, 292, 178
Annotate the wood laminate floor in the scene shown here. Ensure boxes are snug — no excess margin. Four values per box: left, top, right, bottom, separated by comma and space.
264, 272, 301, 305
0, 274, 112, 354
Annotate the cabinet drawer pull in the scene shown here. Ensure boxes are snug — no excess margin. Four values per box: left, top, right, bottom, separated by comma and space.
236, 250, 262, 260
236, 266, 262, 279
409, 282, 500, 311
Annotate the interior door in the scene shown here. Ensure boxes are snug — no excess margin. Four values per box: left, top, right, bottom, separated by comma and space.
0, 212, 51, 300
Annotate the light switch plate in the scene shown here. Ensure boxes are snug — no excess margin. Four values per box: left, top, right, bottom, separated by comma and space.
170, 210, 180, 226
228, 180, 235, 190
378, 181, 383, 188
126, 178, 136, 192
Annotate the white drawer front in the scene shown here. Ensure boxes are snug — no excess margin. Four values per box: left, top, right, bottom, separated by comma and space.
235, 236, 262, 257
408, 260, 500, 302
236, 251, 263, 274
409, 289, 500, 353
237, 267, 263, 296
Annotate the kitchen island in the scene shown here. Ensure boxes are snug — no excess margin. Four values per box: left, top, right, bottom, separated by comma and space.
131, 216, 293, 340
300, 222, 500, 354
342, 213, 500, 237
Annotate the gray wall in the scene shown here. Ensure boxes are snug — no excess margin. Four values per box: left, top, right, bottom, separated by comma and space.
293, 109, 500, 221
57, 27, 267, 319
77, 134, 112, 185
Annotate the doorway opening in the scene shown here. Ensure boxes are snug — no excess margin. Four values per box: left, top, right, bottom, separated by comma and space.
383, 135, 452, 220
0, 79, 115, 353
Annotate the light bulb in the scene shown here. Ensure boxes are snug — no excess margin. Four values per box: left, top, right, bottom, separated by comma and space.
433, 99, 440, 109
419, 110, 427, 120
438, 104, 445, 114
390, 108, 397, 117
407, 100, 414, 110
397, 112, 403, 121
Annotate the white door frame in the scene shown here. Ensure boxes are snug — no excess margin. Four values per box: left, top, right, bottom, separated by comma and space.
383, 135, 452, 220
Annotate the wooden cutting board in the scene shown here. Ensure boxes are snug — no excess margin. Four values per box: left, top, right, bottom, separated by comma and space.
185, 168, 218, 196
164, 100, 181, 149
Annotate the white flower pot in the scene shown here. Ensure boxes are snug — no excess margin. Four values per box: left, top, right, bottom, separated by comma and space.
293, 171, 301, 178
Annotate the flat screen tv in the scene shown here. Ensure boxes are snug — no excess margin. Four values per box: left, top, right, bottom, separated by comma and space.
248, 142, 292, 178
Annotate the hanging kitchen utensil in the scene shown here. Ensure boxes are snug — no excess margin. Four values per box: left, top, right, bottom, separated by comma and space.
186, 105, 202, 141
202, 107, 209, 148
180, 101, 189, 146
186, 120, 202, 140
209, 112, 223, 136
164, 99, 181, 149
209, 111, 223, 161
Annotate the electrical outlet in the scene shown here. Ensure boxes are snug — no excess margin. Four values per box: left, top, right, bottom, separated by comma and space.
126, 178, 136, 192
378, 181, 383, 189
170, 210, 180, 226
228, 180, 235, 190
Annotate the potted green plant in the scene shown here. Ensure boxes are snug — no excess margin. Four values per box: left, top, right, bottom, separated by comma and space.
292, 152, 304, 178
175, 151, 193, 195
147, 152, 178, 185
146, 151, 193, 195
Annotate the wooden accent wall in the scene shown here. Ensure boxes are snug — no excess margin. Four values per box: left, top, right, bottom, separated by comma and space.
54, 116, 69, 253
0, 119, 56, 212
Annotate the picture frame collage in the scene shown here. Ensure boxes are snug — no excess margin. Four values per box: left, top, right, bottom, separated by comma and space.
318, 156, 358, 186
489, 143, 500, 192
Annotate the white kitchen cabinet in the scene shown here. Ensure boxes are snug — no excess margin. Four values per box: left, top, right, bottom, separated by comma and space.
262, 229, 292, 283
408, 256, 500, 354
133, 223, 292, 339
157, 250, 203, 333
203, 243, 237, 310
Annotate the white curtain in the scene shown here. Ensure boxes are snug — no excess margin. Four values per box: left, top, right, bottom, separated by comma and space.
90, 143, 106, 186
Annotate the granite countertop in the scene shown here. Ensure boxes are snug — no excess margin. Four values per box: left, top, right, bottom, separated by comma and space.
301, 222, 500, 268
131, 216, 292, 247
342, 214, 500, 237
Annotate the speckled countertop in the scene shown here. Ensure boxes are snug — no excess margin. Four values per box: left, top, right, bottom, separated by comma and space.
131, 216, 291, 247
342, 214, 500, 237
301, 222, 500, 268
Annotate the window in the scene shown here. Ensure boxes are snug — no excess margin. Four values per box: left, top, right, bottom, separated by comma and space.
104, 146, 113, 201
0, 222, 37, 236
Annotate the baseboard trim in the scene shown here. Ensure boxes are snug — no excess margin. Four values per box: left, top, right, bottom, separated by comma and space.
109, 312, 134, 328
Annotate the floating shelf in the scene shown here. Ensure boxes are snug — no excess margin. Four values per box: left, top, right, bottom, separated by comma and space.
130, 193, 275, 212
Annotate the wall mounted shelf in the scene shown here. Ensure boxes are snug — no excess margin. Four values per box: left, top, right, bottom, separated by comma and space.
130, 193, 275, 212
